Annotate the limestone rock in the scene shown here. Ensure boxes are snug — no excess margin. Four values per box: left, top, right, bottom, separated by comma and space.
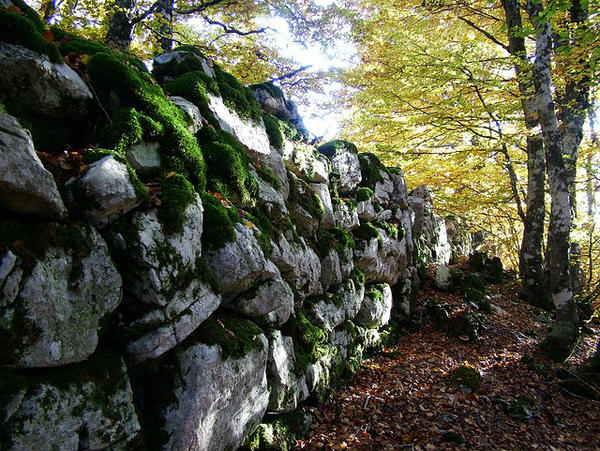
318, 141, 362, 193
435, 264, 452, 291
283, 141, 330, 184
1, 354, 141, 450
354, 226, 408, 285
390, 169, 409, 209
65, 156, 141, 227
125, 141, 161, 178
267, 331, 310, 412
228, 276, 294, 327
253, 167, 289, 222
0, 225, 121, 368
311, 183, 335, 230
107, 195, 219, 363
307, 279, 364, 332
333, 199, 360, 230
142, 334, 269, 451
169, 96, 203, 134
270, 232, 322, 301
205, 223, 280, 300
356, 283, 393, 328
0, 111, 67, 219
320, 248, 343, 293
0, 43, 92, 117
153, 50, 215, 82
356, 198, 377, 222
251, 83, 308, 137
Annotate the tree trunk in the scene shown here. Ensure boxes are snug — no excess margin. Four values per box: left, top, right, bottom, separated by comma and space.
41, 0, 57, 23
527, 0, 578, 362
157, 0, 175, 53
501, 0, 551, 310
106, 0, 135, 49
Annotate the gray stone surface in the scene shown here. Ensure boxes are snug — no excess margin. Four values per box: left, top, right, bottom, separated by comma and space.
107, 195, 219, 363
153, 50, 215, 81
0, 227, 121, 368
126, 141, 161, 177
356, 283, 393, 328
270, 231, 323, 301
0, 111, 67, 219
205, 223, 280, 300
320, 249, 343, 293
267, 331, 310, 412
158, 337, 269, 451
356, 198, 377, 222
0, 43, 92, 117
169, 95, 203, 134
251, 84, 308, 138
1, 354, 141, 450
321, 143, 362, 193
228, 276, 294, 327
311, 182, 335, 230
354, 226, 408, 285
65, 156, 141, 227
283, 141, 330, 184
307, 279, 364, 332
333, 199, 360, 230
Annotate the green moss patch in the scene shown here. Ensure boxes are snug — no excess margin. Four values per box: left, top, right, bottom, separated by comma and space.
164, 71, 220, 129
284, 311, 328, 372
201, 192, 240, 249
51, 27, 110, 57
374, 220, 398, 240
194, 315, 264, 359
0, 8, 61, 63
196, 127, 258, 205
355, 187, 374, 202
214, 65, 262, 123
317, 139, 358, 158
318, 227, 355, 257
358, 152, 391, 189
158, 174, 196, 234
257, 165, 282, 190
87, 51, 207, 191
262, 113, 284, 149
153, 50, 208, 83
288, 177, 325, 221
354, 222, 383, 249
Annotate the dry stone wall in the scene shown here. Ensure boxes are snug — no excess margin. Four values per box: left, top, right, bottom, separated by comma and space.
0, 4, 462, 448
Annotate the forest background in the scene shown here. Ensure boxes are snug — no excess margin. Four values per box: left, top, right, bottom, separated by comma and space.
19, 0, 600, 350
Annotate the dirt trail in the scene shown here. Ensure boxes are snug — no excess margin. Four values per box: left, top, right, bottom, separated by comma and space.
297, 278, 600, 450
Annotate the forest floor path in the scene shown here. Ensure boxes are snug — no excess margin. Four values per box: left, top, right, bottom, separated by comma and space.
298, 272, 600, 450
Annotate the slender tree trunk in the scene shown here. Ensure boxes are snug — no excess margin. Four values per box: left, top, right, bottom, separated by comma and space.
106, 0, 135, 49
157, 0, 175, 53
527, 0, 578, 362
41, 0, 57, 23
501, 0, 551, 309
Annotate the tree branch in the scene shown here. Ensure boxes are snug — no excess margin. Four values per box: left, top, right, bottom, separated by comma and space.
203, 16, 271, 37
457, 15, 510, 52
176, 0, 228, 15
269, 65, 312, 83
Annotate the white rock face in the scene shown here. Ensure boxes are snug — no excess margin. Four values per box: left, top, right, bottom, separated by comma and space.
356, 283, 393, 328
354, 227, 408, 285
435, 264, 452, 290
205, 223, 280, 300
311, 182, 335, 230
0, 227, 122, 368
283, 141, 330, 183
169, 95, 203, 134
2, 355, 141, 450
356, 198, 377, 222
373, 171, 395, 206
0, 111, 67, 219
319, 142, 362, 193
320, 249, 343, 293
0, 43, 92, 116
228, 276, 294, 327
208, 93, 271, 157
161, 337, 269, 451
267, 331, 310, 412
333, 199, 360, 230
390, 170, 409, 209
107, 195, 219, 363
65, 156, 141, 227
253, 168, 288, 221
307, 279, 364, 332
270, 231, 323, 300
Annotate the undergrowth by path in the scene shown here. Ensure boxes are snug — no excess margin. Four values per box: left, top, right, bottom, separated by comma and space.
297, 274, 600, 450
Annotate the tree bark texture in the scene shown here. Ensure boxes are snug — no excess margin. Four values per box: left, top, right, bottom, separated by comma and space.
527, 0, 578, 361
106, 0, 135, 49
501, 0, 551, 309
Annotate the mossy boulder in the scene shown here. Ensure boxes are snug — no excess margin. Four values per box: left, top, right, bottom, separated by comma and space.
0, 223, 121, 368
453, 365, 481, 392
0, 353, 141, 450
